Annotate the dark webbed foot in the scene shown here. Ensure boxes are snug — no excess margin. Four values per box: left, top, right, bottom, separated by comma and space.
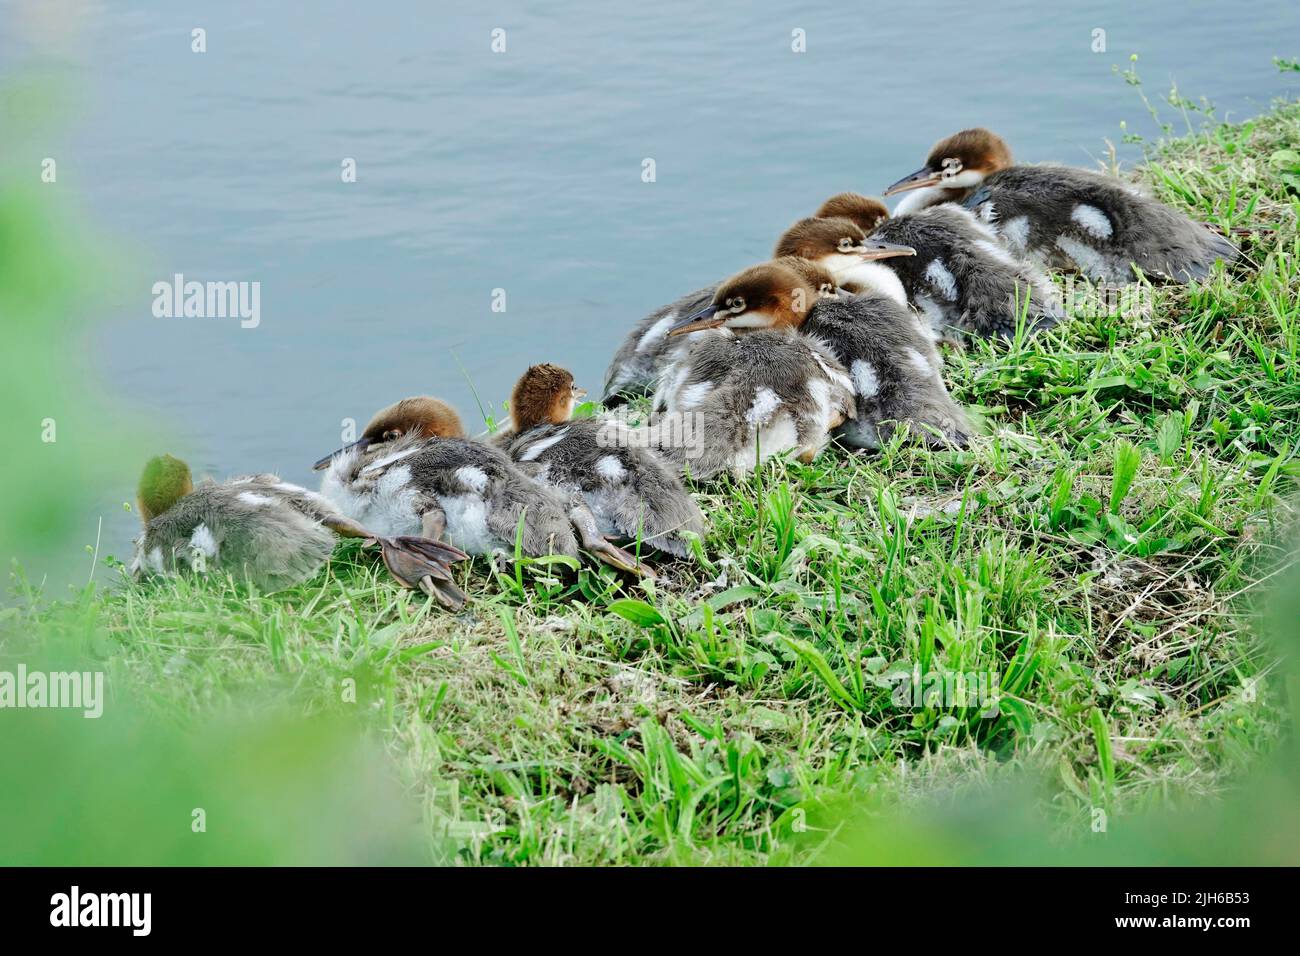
568, 503, 656, 579
376, 535, 470, 610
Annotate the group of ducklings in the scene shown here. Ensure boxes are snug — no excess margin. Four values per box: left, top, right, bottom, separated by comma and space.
131, 128, 1239, 607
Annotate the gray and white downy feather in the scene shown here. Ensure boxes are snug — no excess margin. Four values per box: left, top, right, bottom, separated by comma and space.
802, 294, 971, 449
320, 432, 579, 558
500, 418, 706, 557
872, 205, 1063, 341
130, 475, 342, 591
648, 328, 855, 480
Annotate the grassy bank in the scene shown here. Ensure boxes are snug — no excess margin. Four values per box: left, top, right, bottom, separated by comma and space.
6, 101, 1300, 866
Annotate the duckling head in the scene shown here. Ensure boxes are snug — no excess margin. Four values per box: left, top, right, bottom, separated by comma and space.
774, 215, 915, 288
510, 363, 587, 431
312, 397, 465, 470
667, 261, 817, 337
814, 193, 890, 234
773, 255, 838, 299
137, 454, 193, 524
884, 127, 1012, 199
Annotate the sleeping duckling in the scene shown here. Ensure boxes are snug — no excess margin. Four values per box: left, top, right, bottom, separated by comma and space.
649, 260, 856, 479
771, 219, 972, 449
816, 191, 1063, 341
884, 128, 1238, 282
497, 363, 706, 559
130, 454, 468, 606
314, 396, 649, 578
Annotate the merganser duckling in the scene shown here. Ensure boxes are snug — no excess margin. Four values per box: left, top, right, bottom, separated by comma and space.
497, 364, 706, 559
600, 233, 915, 406
313, 397, 648, 578
884, 128, 1239, 282
651, 260, 856, 478
131, 454, 468, 606
770, 223, 972, 448
815, 191, 1063, 342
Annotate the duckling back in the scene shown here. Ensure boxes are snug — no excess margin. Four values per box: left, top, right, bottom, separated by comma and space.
873, 205, 1063, 341
321, 433, 578, 559
131, 477, 337, 591
964, 165, 1238, 282
504, 417, 705, 557
803, 295, 971, 449
649, 329, 855, 480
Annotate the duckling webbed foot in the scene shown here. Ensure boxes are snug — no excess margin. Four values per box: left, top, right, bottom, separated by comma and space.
568, 503, 656, 579
375, 535, 470, 610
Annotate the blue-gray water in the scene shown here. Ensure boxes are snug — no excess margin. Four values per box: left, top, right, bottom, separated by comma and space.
2, 0, 1298, 576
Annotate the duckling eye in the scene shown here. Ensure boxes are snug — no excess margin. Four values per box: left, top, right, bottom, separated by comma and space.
729, 297, 746, 314
382, 428, 403, 442
941, 157, 963, 179
838, 237, 854, 252
820, 283, 835, 295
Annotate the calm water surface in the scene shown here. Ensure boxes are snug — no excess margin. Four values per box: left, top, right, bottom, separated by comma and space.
2, 0, 1298, 570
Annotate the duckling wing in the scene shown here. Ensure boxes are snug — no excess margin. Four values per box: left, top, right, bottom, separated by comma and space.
603, 284, 716, 404
650, 331, 854, 478
508, 418, 705, 557
806, 297, 970, 449
411, 438, 579, 559
877, 208, 1062, 340
967, 166, 1237, 282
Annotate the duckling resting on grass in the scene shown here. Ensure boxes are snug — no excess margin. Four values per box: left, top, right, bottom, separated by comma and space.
314, 397, 650, 579
650, 260, 856, 479
497, 363, 705, 560
772, 221, 973, 449
130, 454, 468, 605
816, 191, 1063, 342
883, 128, 1239, 282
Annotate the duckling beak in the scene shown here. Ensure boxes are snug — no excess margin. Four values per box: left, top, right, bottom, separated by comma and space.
883, 166, 942, 196
572, 385, 588, 400
312, 437, 370, 472
856, 239, 917, 260
667, 303, 726, 337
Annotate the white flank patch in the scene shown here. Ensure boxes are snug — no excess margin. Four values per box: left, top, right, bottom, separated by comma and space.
1071, 204, 1113, 239
735, 414, 800, 471
974, 201, 997, 225
677, 380, 713, 410
851, 360, 880, 398
807, 343, 854, 394
914, 294, 948, 336
454, 466, 489, 493
327, 463, 422, 537
147, 546, 165, 573
1001, 216, 1030, 251
437, 494, 495, 555
273, 482, 334, 510
518, 429, 567, 462
905, 348, 933, 378
924, 259, 958, 301
237, 492, 275, 507
1055, 236, 1108, 280
745, 387, 782, 426
807, 378, 837, 429
189, 524, 217, 557
596, 455, 627, 482
636, 313, 676, 352
361, 445, 420, 475
654, 361, 693, 413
